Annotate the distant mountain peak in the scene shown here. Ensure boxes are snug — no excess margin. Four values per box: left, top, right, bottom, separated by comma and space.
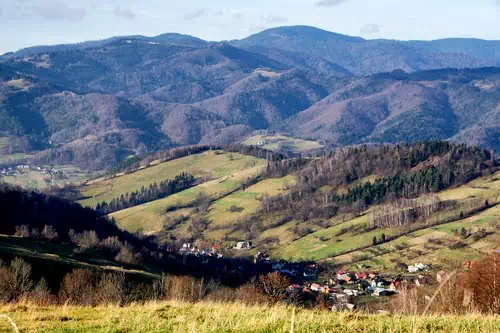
245, 25, 365, 43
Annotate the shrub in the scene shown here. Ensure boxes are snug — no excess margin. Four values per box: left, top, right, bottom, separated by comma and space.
0, 258, 34, 302
99, 236, 122, 252
163, 276, 212, 302
463, 253, 500, 314
258, 272, 290, 304
41, 225, 59, 242
70, 230, 100, 250
96, 272, 127, 305
228, 205, 244, 213
59, 269, 95, 305
15, 225, 30, 238
115, 243, 141, 265
448, 242, 467, 250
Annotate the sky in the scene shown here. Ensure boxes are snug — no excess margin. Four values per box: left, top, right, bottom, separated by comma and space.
1, 0, 499, 54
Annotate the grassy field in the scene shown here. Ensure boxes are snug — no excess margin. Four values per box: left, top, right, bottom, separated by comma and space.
0, 301, 498, 333
79, 151, 265, 208
242, 135, 323, 153
110, 164, 267, 233
207, 175, 296, 228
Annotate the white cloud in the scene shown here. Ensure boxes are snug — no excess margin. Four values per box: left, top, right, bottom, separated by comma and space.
263, 14, 288, 24
360, 24, 382, 35
113, 6, 135, 20
20, 0, 87, 22
316, 0, 349, 7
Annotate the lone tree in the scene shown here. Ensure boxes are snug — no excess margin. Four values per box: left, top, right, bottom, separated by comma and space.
372, 236, 378, 246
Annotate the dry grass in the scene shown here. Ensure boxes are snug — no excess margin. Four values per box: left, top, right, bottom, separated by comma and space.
0, 300, 498, 333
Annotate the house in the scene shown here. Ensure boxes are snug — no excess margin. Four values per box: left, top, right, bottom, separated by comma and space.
408, 263, 427, 273
234, 241, 253, 250
310, 283, 321, 292
337, 273, 349, 282
355, 272, 368, 280
389, 276, 404, 291
320, 286, 330, 294
344, 289, 360, 296
336, 270, 347, 279
389, 281, 401, 291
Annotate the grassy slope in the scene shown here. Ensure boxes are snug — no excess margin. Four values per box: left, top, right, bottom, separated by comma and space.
273, 171, 500, 264
243, 134, 323, 153
0, 301, 498, 333
109, 154, 268, 233
79, 151, 264, 208
206, 175, 296, 228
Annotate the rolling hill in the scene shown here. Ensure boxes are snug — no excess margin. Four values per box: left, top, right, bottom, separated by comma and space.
52, 143, 496, 274
0, 26, 499, 171
233, 26, 500, 75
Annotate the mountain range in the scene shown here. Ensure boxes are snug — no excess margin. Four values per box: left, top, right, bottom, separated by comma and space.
0, 26, 499, 169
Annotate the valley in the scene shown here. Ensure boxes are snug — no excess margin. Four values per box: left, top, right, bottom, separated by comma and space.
0, 18, 499, 328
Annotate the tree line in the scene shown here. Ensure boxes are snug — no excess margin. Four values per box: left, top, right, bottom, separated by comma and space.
96, 173, 196, 215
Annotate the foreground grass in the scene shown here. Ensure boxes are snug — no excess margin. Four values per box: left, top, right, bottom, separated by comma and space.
0, 301, 498, 333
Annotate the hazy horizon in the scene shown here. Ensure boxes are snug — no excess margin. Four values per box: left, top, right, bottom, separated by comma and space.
1, 0, 499, 54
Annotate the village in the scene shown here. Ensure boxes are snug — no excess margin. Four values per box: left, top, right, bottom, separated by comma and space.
0, 164, 63, 177
169, 239, 453, 311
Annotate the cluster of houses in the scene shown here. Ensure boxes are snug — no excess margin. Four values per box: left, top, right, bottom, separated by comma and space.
178, 243, 224, 259
284, 263, 438, 311
0, 164, 61, 177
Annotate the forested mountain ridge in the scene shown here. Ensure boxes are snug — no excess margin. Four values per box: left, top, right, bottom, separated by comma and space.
0, 26, 499, 170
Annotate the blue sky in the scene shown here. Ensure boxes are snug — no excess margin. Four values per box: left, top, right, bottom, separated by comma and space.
1, 0, 499, 54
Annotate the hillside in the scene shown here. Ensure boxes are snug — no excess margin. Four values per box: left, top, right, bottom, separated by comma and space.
0, 27, 499, 170
290, 68, 500, 150
0, 142, 499, 320
66, 143, 498, 275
